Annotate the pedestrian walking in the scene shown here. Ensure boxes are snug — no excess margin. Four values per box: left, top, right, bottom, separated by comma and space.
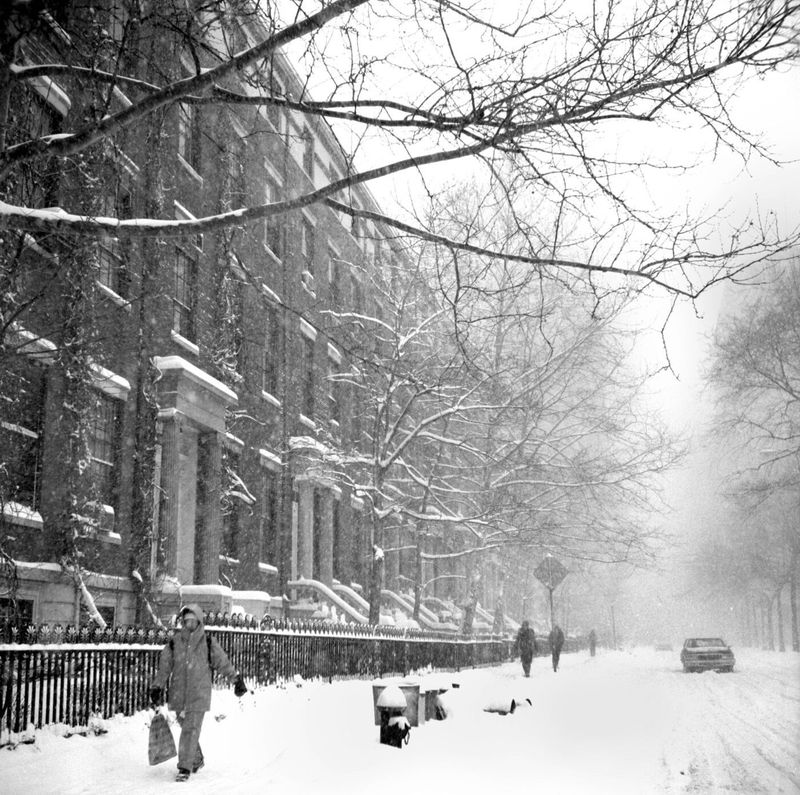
149, 604, 248, 782
548, 624, 565, 672
588, 628, 597, 657
515, 620, 538, 677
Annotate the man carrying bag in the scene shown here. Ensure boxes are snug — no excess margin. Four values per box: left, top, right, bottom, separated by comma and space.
149, 604, 248, 781
148, 707, 177, 766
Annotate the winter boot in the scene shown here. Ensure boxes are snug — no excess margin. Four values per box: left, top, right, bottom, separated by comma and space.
175, 769, 190, 782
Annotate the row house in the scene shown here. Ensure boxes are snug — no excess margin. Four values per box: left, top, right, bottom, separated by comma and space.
0, 2, 494, 628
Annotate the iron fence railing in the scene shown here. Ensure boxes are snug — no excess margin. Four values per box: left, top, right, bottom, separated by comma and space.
0, 619, 512, 736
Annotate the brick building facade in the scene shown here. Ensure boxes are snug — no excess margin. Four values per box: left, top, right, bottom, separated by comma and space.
0, 2, 510, 628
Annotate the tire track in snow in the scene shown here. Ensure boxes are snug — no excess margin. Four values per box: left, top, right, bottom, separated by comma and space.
667, 659, 800, 793
701, 670, 800, 775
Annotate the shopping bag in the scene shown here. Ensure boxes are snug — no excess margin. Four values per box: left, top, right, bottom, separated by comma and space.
148, 709, 176, 765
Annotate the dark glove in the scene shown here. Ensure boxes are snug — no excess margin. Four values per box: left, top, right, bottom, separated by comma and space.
233, 674, 247, 698
149, 685, 162, 707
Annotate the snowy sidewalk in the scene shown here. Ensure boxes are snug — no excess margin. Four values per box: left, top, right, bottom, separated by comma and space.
2, 648, 798, 794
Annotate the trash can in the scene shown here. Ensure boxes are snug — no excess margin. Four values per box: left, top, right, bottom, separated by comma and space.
372, 679, 422, 726
424, 688, 448, 721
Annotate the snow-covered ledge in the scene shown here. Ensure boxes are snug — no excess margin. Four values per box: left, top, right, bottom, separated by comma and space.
232, 590, 272, 618
179, 584, 233, 614
153, 356, 238, 405
2, 501, 43, 529
90, 362, 130, 400
170, 329, 200, 356
259, 448, 282, 472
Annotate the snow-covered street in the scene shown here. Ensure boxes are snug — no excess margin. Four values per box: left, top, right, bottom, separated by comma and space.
2, 647, 798, 794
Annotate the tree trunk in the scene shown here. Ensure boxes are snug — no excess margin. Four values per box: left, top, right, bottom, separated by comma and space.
752, 598, 760, 648
461, 555, 479, 636
368, 545, 384, 626
791, 559, 799, 652
765, 595, 775, 650
740, 598, 750, 646
413, 535, 423, 622
776, 584, 786, 652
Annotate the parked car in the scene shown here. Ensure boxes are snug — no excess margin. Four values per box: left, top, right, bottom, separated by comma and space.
680, 637, 735, 672
654, 642, 673, 651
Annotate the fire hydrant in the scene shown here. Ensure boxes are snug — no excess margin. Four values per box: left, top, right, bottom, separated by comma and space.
376, 685, 411, 748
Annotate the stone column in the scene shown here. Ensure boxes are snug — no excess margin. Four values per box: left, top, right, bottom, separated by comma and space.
319, 489, 334, 586
157, 410, 183, 576
175, 423, 198, 585
297, 480, 314, 579
194, 431, 222, 584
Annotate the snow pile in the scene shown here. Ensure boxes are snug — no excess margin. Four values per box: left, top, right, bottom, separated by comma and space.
1, 648, 798, 794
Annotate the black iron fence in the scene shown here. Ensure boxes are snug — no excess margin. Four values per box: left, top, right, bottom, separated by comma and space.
0, 619, 511, 736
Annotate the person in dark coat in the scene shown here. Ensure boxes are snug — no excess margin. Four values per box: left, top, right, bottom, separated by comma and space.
548, 624, 565, 672
588, 628, 597, 657
150, 604, 248, 781
515, 620, 538, 677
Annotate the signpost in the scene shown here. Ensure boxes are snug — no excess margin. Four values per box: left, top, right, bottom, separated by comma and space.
534, 554, 568, 629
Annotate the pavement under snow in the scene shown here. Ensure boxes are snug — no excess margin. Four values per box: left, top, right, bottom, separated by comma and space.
2, 647, 798, 794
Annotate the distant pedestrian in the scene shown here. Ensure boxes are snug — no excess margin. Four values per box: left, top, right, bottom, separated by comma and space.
549, 624, 565, 672
149, 604, 248, 782
515, 620, 538, 677
588, 628, 597, 657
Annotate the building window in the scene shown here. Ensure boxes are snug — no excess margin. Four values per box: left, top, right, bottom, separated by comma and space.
351, 274, 363, 314
221, 450, 242, 560
302, 335, 314, 417
351, 202, 362, 244
328, 354, 340, 424
264, 175, 283, 259
351, 401, 362, 449
87, 390, 120, 509
302, 128, 314, 178
328, 249, 341, 306
226, 135, 247, 207
173, 243, 197, 341
177, 102, 201, 172
229, 271, 245, 376
262, 304, 280, 396
97, 237, 126, 298
262, 468, 279, 564
7, 88, 62, 205
266, 75, 285, 135
0, 358, 44, 509
0, 597, 34, 624
97, 188, 131, 298
301, 217, 315, 276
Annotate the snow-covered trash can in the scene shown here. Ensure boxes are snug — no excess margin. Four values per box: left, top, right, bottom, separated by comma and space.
374, 685, 411, 748
425, 690, 449, 720
483, 696, 531, 716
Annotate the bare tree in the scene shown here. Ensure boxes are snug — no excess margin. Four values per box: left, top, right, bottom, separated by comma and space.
0, 0, 797, 300
705, 265, 800, 649
315, 217, 678, 628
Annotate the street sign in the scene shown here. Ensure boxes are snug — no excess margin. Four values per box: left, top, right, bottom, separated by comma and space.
534, 555, 567, 590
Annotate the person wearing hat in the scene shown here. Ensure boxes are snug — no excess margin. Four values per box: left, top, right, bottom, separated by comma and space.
149, 604, 248, 781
